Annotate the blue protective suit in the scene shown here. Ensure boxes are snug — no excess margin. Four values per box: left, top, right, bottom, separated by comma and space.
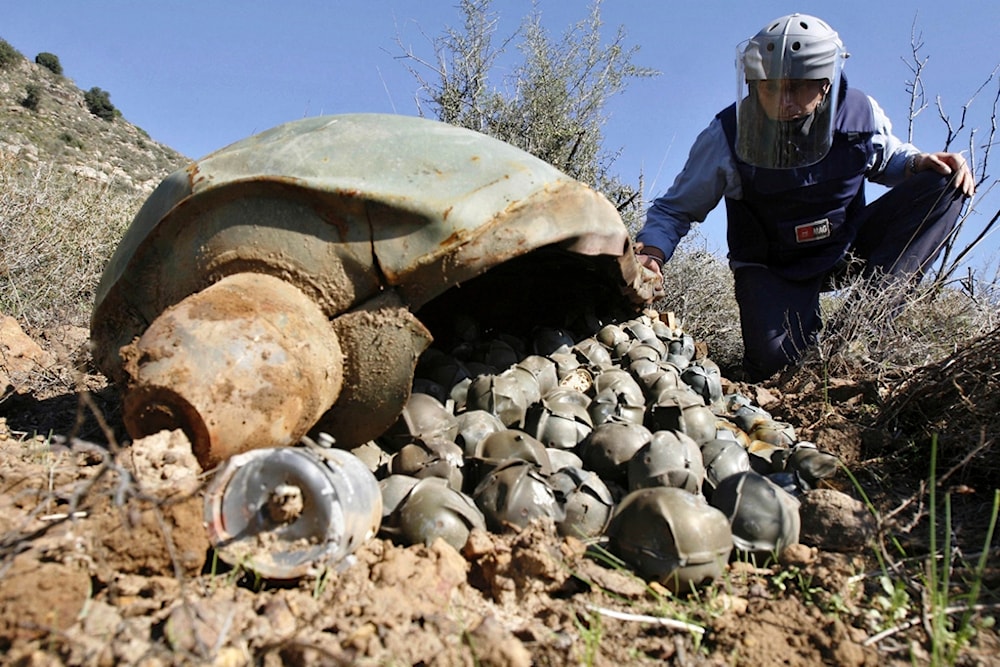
637, 80, 966, 380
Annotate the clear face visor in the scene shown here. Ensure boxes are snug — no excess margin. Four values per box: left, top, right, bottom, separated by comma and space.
735, 39, 845, 169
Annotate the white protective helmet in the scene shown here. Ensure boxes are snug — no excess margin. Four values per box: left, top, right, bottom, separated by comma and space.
735, 14, 848, 169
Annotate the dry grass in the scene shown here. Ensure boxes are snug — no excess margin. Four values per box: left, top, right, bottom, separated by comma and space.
810, 275, 997, 378
874, 323, 999, 492
656, 235, 1000, 385
0, 157, 144, 332
655, 242, 742, 370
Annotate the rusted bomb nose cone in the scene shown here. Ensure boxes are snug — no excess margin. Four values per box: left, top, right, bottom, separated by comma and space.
121, 273, 344, 469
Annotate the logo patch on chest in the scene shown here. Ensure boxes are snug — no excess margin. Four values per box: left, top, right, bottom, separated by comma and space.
795, 218, 831, 243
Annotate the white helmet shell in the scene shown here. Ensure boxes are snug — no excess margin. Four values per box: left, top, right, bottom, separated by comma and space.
741, 14, 846, 82
735, 14, 848, 169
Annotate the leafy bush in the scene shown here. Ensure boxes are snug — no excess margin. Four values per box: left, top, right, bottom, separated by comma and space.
34, 51, 63, 75
84, 86, 118, 121
59, 131, 84, 150
400, 0, 656, 223
0, 38, 23, 68
22, 84, 41, 111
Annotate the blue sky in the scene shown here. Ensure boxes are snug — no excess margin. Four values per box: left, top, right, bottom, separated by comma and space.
4, 1, 998, 270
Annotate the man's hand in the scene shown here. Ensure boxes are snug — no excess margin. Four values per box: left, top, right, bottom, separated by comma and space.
912, 152, 976, 197
634, 242, 665, 280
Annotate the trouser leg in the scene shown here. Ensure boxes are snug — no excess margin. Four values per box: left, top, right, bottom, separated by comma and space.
849, 171, 965, 280
734, 266, 823, 381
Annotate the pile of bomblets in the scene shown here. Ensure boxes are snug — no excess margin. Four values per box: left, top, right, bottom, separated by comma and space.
367, 312, 839, 592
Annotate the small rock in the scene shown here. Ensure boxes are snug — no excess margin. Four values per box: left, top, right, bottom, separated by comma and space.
120, 429, 201, 497
779, 542, 817, 567
81, 599, 122, 637
573, 559, 648, 598
213, 646, 248, 667
716, 593, 749, 614
465, 615, 532, 667
462, 527, 501, 559
261, 598, 297, 640
753, 386, 780, 408
798, 489, 875, 552
165, 594, 249, 655
0, 314, 54, 394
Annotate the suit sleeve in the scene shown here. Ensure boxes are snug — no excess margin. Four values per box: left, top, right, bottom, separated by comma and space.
637, 118, 742, 261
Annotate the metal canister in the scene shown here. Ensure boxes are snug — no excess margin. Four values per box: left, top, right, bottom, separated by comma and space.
204, 442, 382, 579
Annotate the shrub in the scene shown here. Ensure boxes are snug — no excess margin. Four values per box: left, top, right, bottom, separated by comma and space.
22, 84, 41, 111
59, 131, 84, 150
0, 39, 22, 68
84, 86, 117, 121
400, 0, 656, 223
35, 51, 63, 75
657, 241, 742, 370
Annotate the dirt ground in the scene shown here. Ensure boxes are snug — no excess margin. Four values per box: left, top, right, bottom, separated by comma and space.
1, 319, 998, 666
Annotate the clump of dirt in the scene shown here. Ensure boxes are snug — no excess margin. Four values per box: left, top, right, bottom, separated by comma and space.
1, 319, 998, 666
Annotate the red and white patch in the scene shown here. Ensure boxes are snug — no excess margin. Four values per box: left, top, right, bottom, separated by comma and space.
794, 218, 830, 243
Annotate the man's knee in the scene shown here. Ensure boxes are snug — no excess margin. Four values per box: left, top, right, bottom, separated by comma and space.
742, 330, 806, 381
911, 169, 952, 192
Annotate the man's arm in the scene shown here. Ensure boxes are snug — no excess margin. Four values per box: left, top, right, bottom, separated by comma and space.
636, 118, 741, 275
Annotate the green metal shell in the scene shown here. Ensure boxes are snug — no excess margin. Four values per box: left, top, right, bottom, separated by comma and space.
90, 113, 658, 464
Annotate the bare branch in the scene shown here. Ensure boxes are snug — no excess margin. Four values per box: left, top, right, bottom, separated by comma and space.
900, 12, 1000, 285
936, 64, 998, 153
929, 67, 1000, 284
935, 94, 963, 151
976, 73, 1000, 185
904, 16, 929, 143
939, 198, 1000, 281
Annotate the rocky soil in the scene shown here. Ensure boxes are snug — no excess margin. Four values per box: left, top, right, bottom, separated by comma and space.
2, 313, 998, 667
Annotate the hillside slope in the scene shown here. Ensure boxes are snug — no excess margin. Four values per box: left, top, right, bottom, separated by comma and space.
0, 44, 187, 191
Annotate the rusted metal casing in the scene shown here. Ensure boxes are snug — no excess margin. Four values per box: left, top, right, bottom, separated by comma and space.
91, 113, 658, 467
120, 273, 344, 468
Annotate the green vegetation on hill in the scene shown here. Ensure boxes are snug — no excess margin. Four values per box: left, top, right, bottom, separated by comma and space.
0, 38, 22, 68
0, 38, 188, 190
34, 51, 62, 75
